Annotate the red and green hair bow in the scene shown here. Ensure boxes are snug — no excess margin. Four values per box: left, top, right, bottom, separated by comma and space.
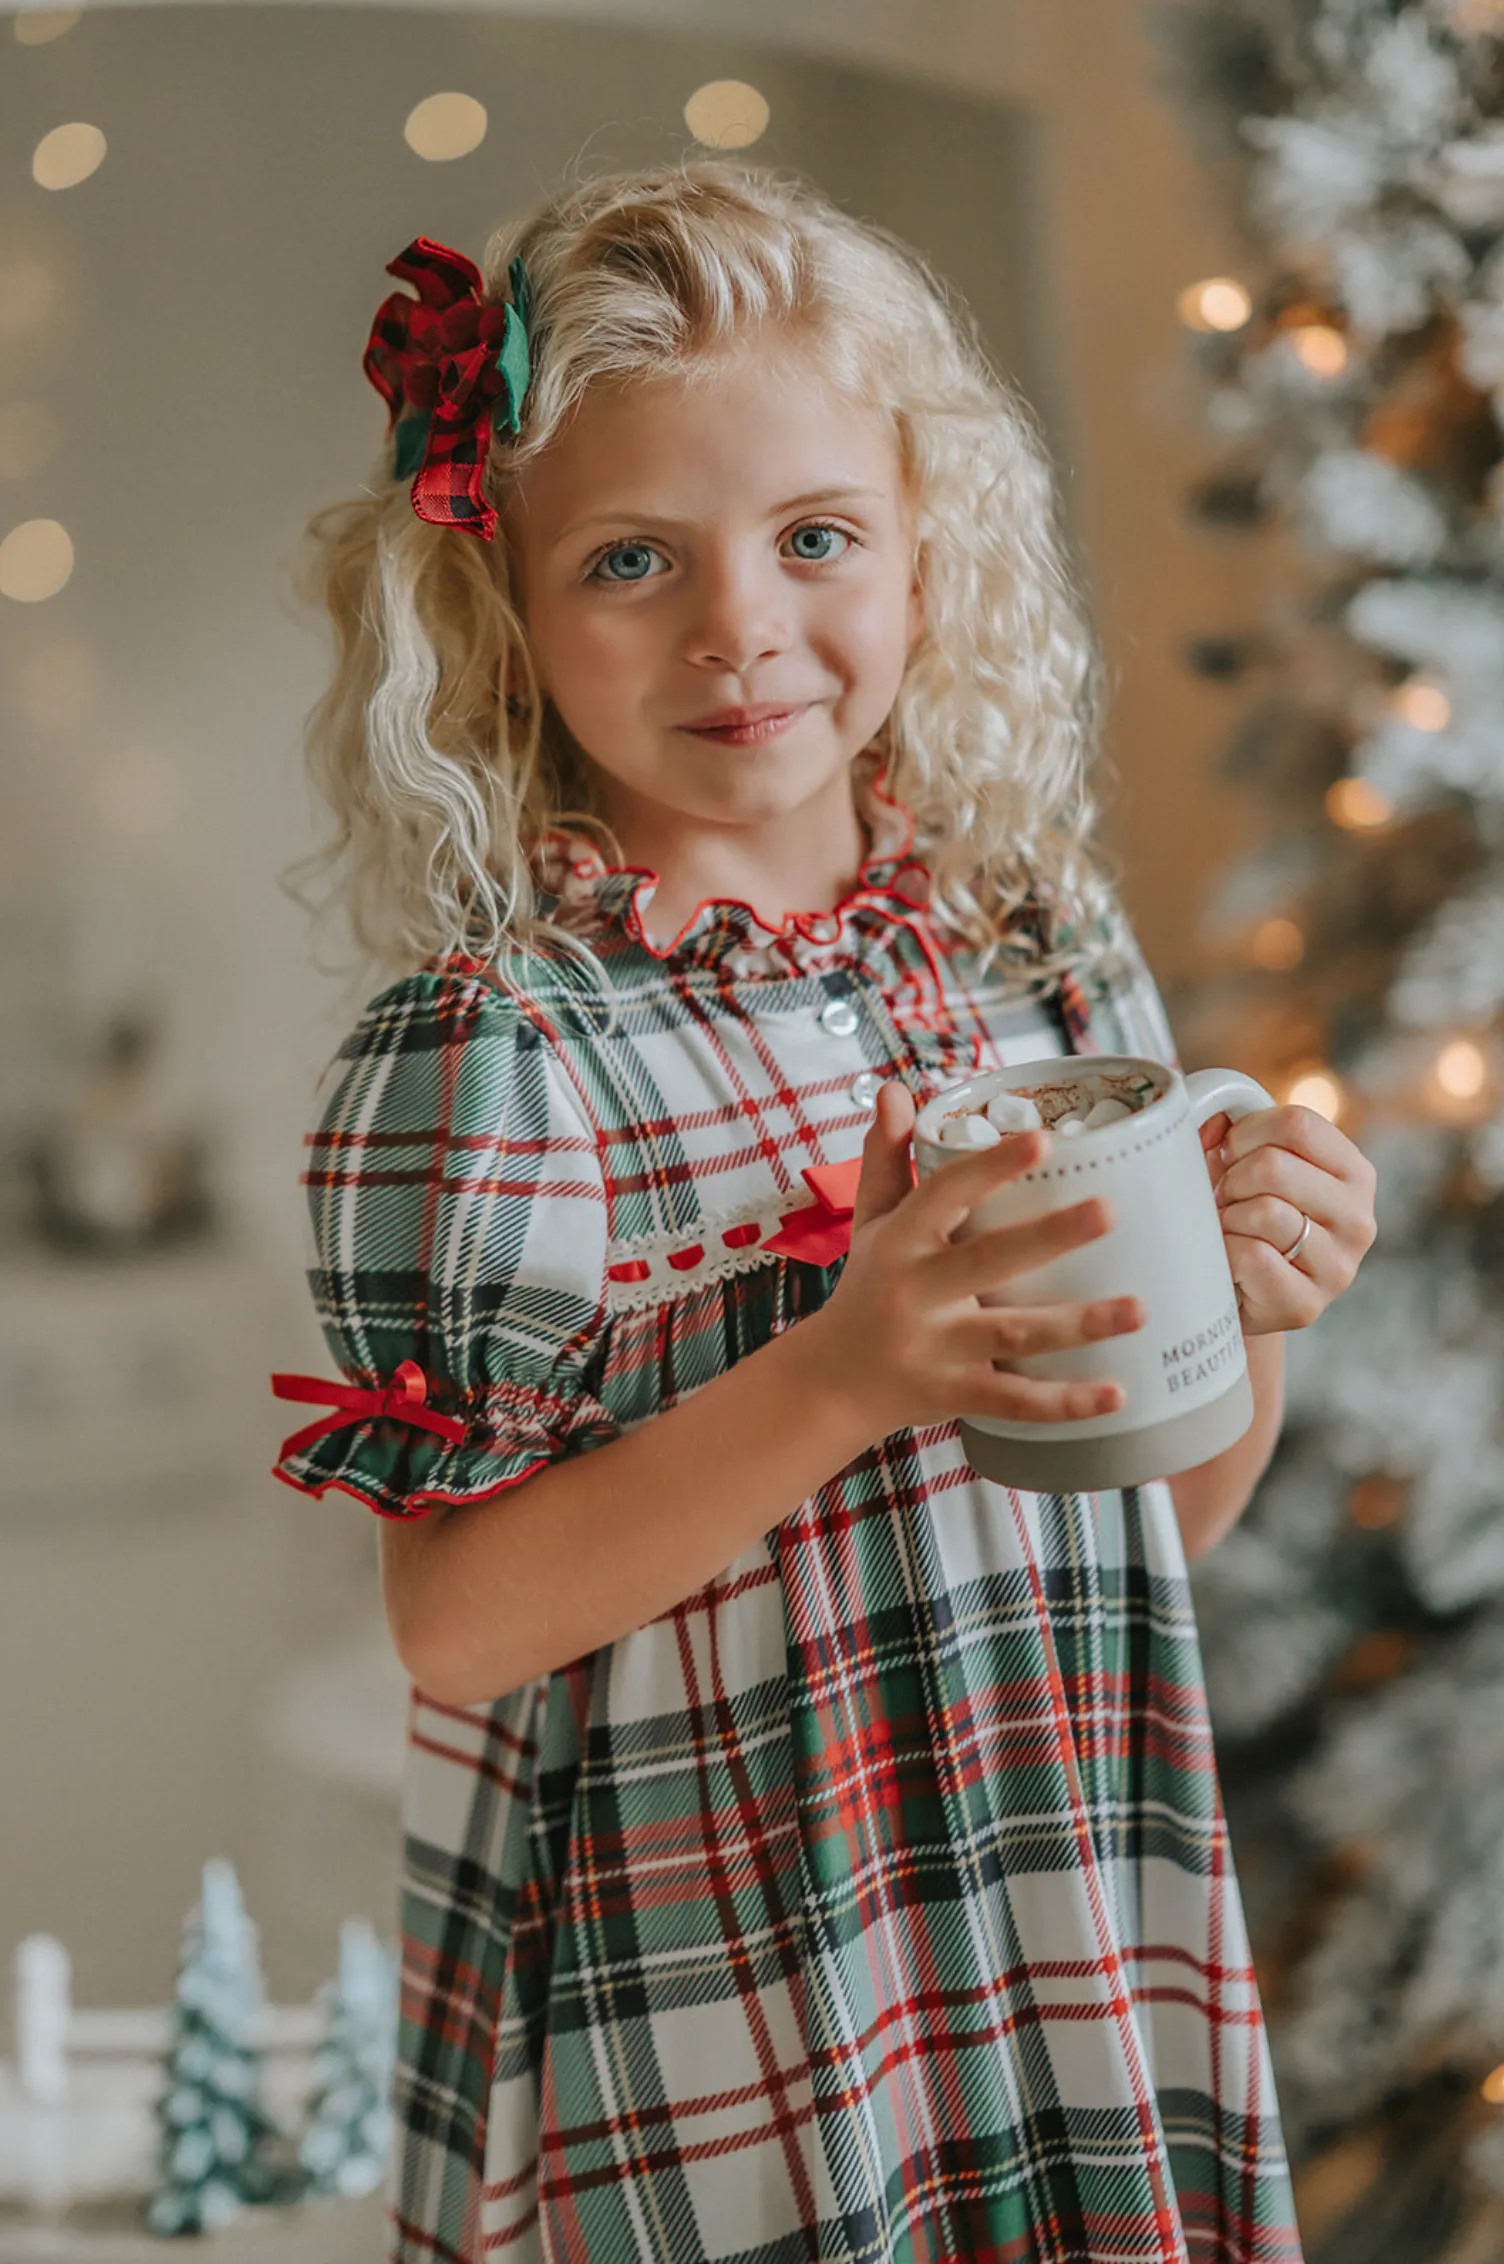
362, 238, 532, 542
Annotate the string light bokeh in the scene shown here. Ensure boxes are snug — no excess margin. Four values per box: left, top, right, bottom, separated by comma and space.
683, 78, 770, 149
1177, 276, 1251, 333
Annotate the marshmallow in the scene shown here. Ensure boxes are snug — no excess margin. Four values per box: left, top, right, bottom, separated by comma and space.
984, 1091, 1043, 1133
1055, 1116, 1086, 1137
937, 1112, 1004, 1149
1083, 1097, 1132, 1130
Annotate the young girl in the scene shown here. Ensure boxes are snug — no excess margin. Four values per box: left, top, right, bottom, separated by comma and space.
272, 162, 1376, 2263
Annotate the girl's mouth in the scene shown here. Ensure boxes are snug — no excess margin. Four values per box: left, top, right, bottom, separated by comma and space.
678, 704, 810, 746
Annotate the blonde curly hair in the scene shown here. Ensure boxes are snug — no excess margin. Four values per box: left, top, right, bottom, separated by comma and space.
284, 158, 1120, 992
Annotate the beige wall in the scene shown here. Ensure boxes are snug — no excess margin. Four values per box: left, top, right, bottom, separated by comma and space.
5, 0, 1209, 1276
0, 0, 1262, 2019
997, 5, 1265, 987
1, 1, 1260, 1279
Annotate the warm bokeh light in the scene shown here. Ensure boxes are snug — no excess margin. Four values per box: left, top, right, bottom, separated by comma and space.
1249, 916, 1305, 971
19, 635, 95, 728
32, 122, 107, 192
403, 92, 488, 163
0, 260, 58, 339
0, 517, 74, 602
0, 400, 60, 480
1390, 675, 1451, 731
1333, 1628, 1417, 1690
1435, 1038, 1488, 1100
683, 80, 771, 150
1289, 324, 1348, 376
1349, 1475, 1406, 1531
1176, 277, 1252, 333
1484, 2063, 1504, 2106
1286, 1065, 1345, 1121
1325, 776, 1392, 830
13, 7, 82, 43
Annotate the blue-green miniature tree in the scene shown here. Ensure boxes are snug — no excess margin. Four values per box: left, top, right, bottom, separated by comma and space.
146, 1858, 279, 2234
297, 1917, 398, 2198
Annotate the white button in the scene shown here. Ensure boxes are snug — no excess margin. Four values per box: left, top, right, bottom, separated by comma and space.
849, 1071, 880, 1109
820, 996, 859, 1038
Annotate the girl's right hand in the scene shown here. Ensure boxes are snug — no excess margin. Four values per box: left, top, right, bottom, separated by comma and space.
808, 1077, 1146, 1439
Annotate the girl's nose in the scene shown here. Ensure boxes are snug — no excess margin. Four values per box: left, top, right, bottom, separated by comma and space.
683, 556, 792, 672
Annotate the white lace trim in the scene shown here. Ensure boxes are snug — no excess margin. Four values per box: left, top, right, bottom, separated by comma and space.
604, 1209, 794, 1315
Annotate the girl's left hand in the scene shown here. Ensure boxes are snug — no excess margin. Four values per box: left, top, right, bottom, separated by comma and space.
1199, 1105, 1377, 1337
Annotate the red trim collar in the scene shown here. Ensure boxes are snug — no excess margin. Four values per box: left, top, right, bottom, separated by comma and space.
534, 756, 934, 970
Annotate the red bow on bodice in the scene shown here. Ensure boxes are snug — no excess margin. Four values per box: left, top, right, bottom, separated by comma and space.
760, 1156, 867, 1266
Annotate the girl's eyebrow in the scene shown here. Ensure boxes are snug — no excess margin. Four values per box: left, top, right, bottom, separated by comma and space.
552, 485, 888, 547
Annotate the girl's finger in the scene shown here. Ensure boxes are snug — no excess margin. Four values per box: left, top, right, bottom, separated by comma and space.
907, 1128, 1052, 1244
1221, 1204, 1350, 1294
962, 1370, 1127, 1425
931, 1195, 1115, 1297
952, 1294, 1146, 1366
1200, 1111, 1232, 1153
1220, 1104, 1374, 1189
1217, 1193, 1311, 1260
850, 1079, 918, 1231
1225, 1230, 1328, 1327
1215, 1144, 1363, 1239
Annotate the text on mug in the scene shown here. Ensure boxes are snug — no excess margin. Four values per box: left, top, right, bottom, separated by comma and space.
1161, 1300, 1241, 1396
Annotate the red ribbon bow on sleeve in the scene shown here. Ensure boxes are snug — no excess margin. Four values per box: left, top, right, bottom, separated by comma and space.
362, 239, 531, 542
271, 1359, 467, 1464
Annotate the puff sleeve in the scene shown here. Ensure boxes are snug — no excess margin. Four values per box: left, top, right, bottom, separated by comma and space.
271, 965, 615, 1519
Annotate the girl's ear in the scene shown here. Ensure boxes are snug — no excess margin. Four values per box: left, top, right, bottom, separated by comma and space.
906, 565, 926, 653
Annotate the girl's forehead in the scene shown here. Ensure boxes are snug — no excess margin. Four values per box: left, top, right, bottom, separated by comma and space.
515, 355, 904, 531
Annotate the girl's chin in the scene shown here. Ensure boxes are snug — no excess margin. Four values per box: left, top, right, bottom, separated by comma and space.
580, 729, 863, 821
573, 729, 883, 846
672, 742, 858, 805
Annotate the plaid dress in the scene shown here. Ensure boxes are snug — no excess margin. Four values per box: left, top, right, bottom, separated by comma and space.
274, 762, 1302, 2263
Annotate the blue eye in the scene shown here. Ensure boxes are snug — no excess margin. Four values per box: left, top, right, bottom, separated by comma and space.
591, 541, 664, 583
786, 523, 849, 563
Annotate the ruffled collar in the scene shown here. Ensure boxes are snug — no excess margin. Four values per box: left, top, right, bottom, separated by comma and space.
533, 753, 936, 976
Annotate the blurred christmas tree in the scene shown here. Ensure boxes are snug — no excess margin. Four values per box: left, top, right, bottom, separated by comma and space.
1153, 4, 1504, 2254
146, 1859, 281, 2235
298, 1917, 398, 2199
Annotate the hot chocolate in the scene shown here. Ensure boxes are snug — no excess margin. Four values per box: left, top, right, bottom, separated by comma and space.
933, 1065, 1162, 1150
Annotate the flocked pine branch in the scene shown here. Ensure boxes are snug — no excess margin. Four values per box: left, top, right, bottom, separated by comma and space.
1154, 0, 1504, 2205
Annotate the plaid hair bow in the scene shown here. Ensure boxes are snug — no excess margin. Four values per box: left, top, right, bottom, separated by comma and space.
362, 239, 532, 542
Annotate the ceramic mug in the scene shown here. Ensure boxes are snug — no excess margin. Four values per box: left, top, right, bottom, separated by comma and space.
912, 1055, 1275, 1492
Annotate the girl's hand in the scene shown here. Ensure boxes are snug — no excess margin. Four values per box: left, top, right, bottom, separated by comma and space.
806, 1079, 1146, 1440
1200, 1105, 1377, 1336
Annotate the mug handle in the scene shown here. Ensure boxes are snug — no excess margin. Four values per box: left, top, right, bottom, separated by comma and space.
1184, 1066, 1276, 1129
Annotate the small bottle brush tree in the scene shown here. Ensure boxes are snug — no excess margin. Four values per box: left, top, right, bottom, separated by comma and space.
146, 1858, 279, 2234
298, 1916, 398, 2198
